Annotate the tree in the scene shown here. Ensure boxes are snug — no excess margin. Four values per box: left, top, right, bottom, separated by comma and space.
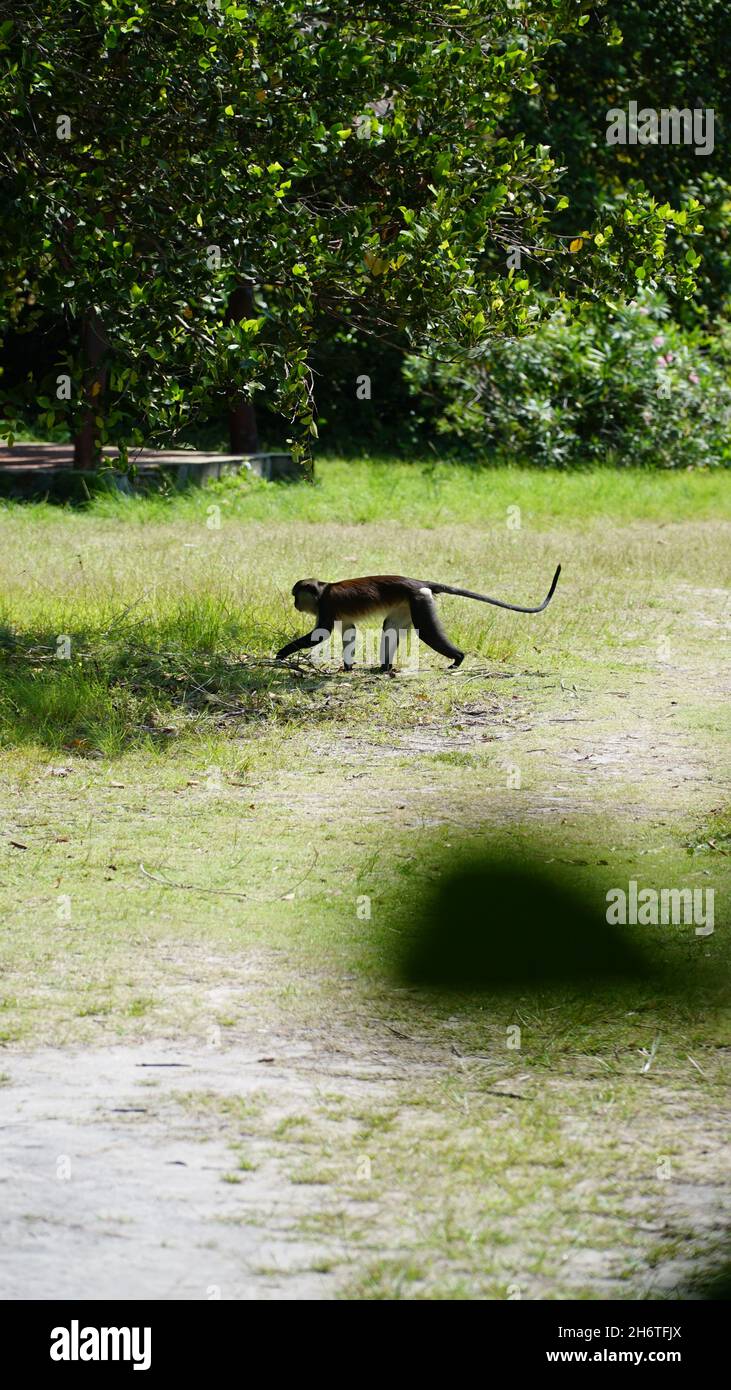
508, 0, 730, 320
0, 0, 701, 466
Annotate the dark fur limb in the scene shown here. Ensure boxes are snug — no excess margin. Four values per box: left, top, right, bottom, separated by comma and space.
276, 622, 333, 661
409, 593, 464, 666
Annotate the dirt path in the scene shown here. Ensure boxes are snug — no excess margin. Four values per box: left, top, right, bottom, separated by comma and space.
2, 1022, 729, 1300
0, 1038, 398, 1300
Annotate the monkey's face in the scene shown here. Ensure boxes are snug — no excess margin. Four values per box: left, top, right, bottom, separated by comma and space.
292, 579, 321, 615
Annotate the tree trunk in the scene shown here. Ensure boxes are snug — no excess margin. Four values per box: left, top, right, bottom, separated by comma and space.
73, 312, 108, 469
226, 283, 258, 455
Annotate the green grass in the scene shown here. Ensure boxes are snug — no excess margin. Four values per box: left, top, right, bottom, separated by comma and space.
0, 460, 729, 1297
7, 453, 729, 526
0, 461, 727, 757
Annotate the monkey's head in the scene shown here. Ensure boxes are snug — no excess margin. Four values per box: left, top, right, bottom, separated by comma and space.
292, 578, 325, 615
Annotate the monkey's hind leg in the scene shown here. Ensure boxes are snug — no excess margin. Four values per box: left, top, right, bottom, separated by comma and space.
342, 624, 357, 671
410, 592, 464, 668
379, 605, 411, 672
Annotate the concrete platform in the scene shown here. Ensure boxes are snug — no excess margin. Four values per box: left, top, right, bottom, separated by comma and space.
0, 444, 300, 497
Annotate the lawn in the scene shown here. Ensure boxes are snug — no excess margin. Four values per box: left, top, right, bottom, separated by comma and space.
0, 460, 729, 1299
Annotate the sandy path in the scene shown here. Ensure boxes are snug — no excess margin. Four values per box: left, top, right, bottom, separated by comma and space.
0, 1040, 394, 1300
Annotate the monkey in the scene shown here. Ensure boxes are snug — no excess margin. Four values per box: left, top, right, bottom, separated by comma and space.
275, 564, 561, 671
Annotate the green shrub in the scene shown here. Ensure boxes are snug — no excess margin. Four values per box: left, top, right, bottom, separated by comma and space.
404, 297, 731, 468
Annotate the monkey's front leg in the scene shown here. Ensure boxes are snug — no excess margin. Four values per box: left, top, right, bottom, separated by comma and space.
342, 624, 357, 671
276, 625, 332, 662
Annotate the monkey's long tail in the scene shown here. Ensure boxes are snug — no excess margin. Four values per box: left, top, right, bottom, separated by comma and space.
426, 564, 561, 613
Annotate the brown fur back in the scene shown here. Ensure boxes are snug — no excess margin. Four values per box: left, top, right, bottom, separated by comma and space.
326, 576, 412, 618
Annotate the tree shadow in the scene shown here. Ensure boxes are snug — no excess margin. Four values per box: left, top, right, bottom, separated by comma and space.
684, 1257, 731, 1300
0, 618, 335, 754
390, 845, 725, 1015
400, 853, 654, 992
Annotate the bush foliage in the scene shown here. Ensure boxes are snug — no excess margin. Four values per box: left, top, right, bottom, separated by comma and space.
404, 297, 731, 468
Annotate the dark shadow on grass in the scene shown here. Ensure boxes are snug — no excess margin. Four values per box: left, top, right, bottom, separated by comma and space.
400, 853, 654, 992
390, 846, 724, 1010
690, 1259, 731, 1299
0, 619, 335, 753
